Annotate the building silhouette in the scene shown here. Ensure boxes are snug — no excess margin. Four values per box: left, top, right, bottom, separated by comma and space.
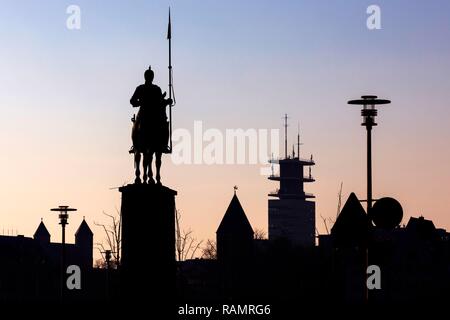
0, 219, 96, 300
74, 218, 94, 269
178, 190, 450, 305
268, 124, 315, 246
31, 218, 94, 268
216, 191, 254, 299
217, 192, 254, 262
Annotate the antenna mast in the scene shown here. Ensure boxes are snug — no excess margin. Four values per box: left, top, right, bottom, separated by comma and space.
284, 114, 288, 159
297, 122, 300, 159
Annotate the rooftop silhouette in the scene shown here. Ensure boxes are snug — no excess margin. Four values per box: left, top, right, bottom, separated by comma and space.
217, 193, 253, 237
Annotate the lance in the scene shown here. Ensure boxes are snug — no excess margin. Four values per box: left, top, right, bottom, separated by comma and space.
167, 8, 174, 153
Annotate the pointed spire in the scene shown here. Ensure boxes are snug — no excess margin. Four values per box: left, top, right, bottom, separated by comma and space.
75, 219, 93, 237
217, 192, 253, 236
34, 220, 51, 242
331, 193, 368, 247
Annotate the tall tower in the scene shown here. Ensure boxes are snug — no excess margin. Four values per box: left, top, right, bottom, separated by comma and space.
268, 117, 316, 246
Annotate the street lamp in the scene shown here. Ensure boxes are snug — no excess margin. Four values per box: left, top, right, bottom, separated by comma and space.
51, 205, 77, 301
348, 95, 391, 214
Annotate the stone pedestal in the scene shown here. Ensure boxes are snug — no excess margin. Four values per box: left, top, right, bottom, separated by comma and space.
119, 183, 177, 305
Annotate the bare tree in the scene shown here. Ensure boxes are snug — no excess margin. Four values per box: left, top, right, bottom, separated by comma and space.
94, 258, 107, 269
320, 214, 333, 235
175, 209, 203, 261
336, 182, 343, 218
253, 228, 267, 240
318, 183, 343, 236
201, 239, 217, 260
94, 209, 122, 268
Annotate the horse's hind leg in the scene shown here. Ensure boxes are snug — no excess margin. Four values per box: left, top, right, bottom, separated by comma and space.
155, 152, 162, 185
147, 152, 155, 184
143, 152, 150, 184
134, 152, 141, 184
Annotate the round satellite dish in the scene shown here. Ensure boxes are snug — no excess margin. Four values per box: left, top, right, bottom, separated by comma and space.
371, 197, 403, 229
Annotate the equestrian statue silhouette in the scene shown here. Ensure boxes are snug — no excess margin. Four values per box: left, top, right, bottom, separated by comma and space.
129, 66, 172, 185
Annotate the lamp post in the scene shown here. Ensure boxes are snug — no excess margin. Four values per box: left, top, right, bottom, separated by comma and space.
100, 249, 113, 300
348, 95, 391, 214
51, 205, 77, 301
348, 95, 391, 303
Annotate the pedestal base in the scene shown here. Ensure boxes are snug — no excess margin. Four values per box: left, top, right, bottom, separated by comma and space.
119, 183, 177, 305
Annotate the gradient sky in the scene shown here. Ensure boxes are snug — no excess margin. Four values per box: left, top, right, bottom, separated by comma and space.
1, 1, 450, 256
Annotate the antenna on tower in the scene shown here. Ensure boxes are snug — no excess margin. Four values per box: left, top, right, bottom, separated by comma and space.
297, 122, 301, 159
284, 114, 288, 159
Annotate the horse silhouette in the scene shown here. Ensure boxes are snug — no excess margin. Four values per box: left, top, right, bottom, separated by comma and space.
130, 66, 171, 184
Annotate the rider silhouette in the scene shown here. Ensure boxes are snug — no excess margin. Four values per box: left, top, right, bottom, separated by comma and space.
130, 66, 172, 184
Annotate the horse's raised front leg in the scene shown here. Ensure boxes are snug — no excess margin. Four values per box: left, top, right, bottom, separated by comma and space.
134, 152, 141, 184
